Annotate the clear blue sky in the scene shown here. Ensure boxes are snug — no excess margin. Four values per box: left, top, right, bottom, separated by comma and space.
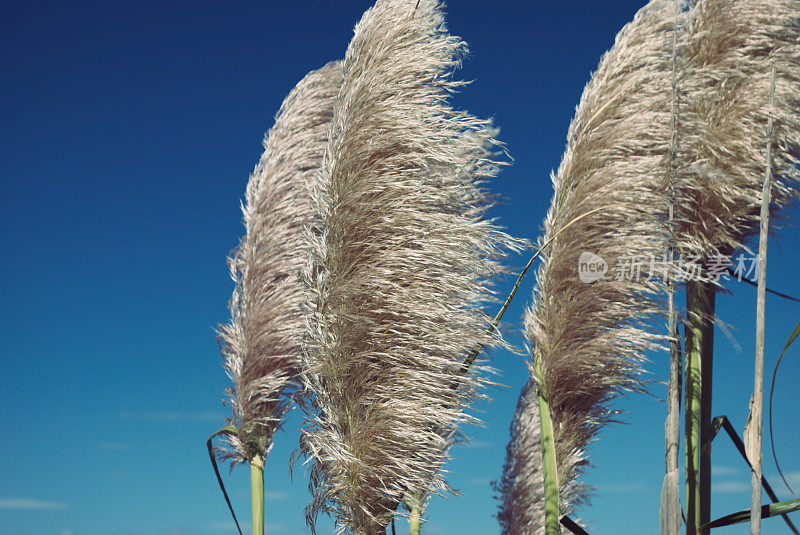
1, 1, 798, 534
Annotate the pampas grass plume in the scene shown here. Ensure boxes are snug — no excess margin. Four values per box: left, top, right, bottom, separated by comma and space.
675, 0, 800, 261
299, 0, 520, 532
495, 380, 547, 535
500, 1, 680, 528
218, 61, 343, 464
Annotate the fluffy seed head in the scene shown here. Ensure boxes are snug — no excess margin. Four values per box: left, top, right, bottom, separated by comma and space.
299, 1, 520, 532
675, 0, 800, 260
495, 380, 546, 535
218, 62, 343, 464
520, 0, 678, 520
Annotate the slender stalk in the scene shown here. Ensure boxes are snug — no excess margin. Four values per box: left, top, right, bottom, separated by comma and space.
534, 350, 559, 535
251, 454, 264, 535
684, 285, 700, 535
662, 274, 682, 535
751, 62, 776, 535
408, 511, 420, 535
661, 2, 682, 533
684, 281, 702, 535
699, 284, 715, 535
684, 279, 715, 535
710, 415, 799, 534
407, 491, 422, 535
461, 204, 613, 375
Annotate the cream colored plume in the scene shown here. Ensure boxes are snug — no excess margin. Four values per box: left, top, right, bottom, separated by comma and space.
299, 0, 519, 532
675, 0, 800, 261
218, 61, 343, 465
512, 0, 679, 523
495, 380, 547, 535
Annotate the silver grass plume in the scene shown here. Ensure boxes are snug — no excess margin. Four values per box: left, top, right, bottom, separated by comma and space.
512, 0, 679, 524
300, 0, 519, 532
495, 380, 546, 535
676, 2, 800, 532
675, 0, 800, 261
217, 62, 343, 465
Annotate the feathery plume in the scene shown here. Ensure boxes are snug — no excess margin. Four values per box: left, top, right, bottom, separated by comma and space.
676, 0, 800, 261
517, 0, 678, 527
495, 380, 546, 535
218, 61, 343, 465
299, 0, 518, 532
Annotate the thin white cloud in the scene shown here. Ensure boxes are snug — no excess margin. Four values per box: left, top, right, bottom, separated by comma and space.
208, 522, 237, 531
0, 498, 68, 510
594, 482, 649, 493
783, 470, 800, 486
209, 519, 288, 532
415, 524, 443, 534
158, 527, 202, 535
462, 439, 494, 450
264, 490, 290, 501
764, 469, 800, 490
712, 480, 749, 493
118, 411, 224, 423
711, 465, 741, 476
99, 441, 132, 451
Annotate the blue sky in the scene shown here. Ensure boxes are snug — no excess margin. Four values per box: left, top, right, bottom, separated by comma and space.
1, 1, 798, 534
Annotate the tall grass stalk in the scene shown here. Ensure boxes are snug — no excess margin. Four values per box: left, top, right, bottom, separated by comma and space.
496, 380, 546, 535
533, 353, 559, 535
407, 491, 423, 535
684, 280, 715, 535
676, 1, 800, 529
750, 62, 776, 535
661, 2, 684, 533
489, 207, 611, 535
251, 454, 264, 535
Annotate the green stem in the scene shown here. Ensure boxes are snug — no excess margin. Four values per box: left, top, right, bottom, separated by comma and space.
685, 281, 715, 535
534, 350, 560, 535
699, 284, 715, 535
685, 281, 703, 535
407, 491, 422, 535
251, 454, 264, 535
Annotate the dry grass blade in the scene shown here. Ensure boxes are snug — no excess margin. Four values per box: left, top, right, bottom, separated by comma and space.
769, 320, 800, 494
217, 61, 343, 464
661, 3, 684, 535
